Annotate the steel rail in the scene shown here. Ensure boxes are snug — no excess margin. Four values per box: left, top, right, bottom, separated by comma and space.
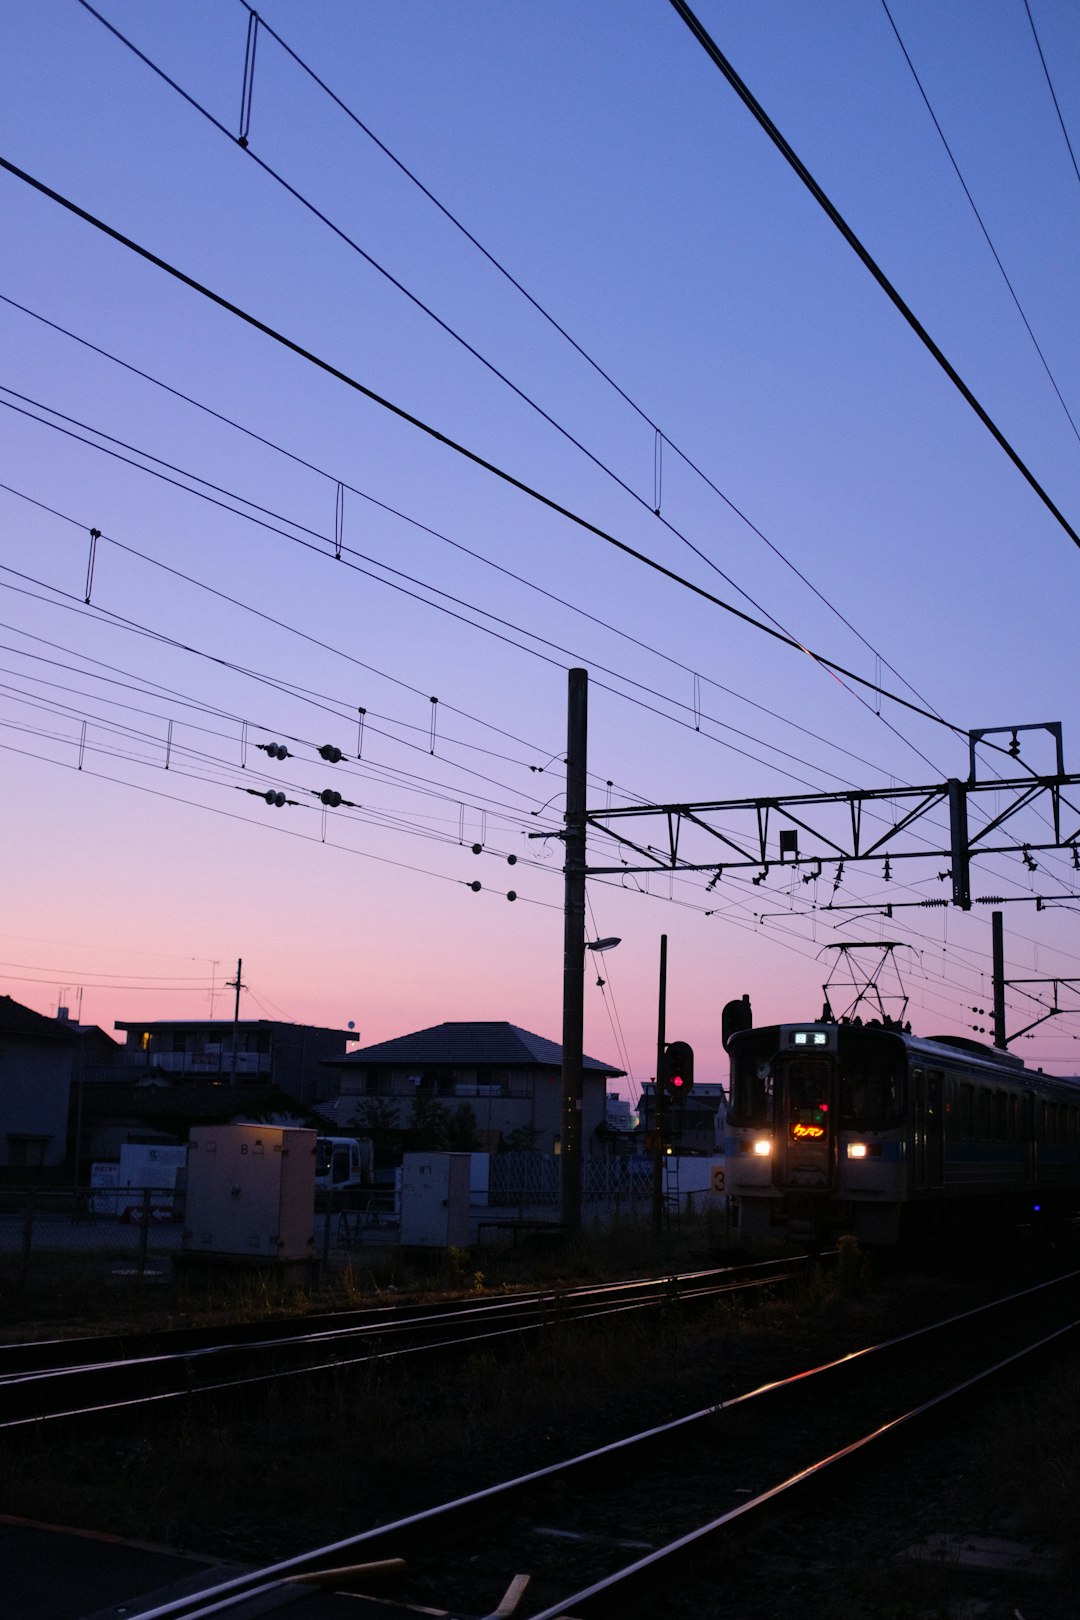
119, 1270, 1080, 1619
0, 1256, 800, 1375
525, 1314, 1080, 1617
0, 1262, 807, 1427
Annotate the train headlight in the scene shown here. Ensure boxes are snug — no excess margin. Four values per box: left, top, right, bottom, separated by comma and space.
753, 1138, 772, 1157
847, 1143, 868, 1159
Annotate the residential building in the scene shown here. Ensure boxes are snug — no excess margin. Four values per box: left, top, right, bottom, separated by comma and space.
0, 995, 79, 1176
112, 1018, 356, 1105
326, 1021, 624, 1155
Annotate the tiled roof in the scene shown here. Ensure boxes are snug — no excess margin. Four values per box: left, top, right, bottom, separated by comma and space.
0, 995, 79, 1041
113, 1019, 352, 1035
331, 1021, 623, 1077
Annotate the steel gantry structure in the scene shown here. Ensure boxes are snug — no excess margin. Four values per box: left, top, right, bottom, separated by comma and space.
548, 677, 1080, 1229
581, 722, 1080, 913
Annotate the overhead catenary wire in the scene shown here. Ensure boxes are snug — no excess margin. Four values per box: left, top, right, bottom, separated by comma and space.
77, 0, 947, 735
2, 294, 945, 786
880, 0, 1080, 443
6, 536, 1066, 931
0, 152, 980, 734
1023, 0, 1080, 194
6, 25, 1075, 1049
666, 0, 1080, 553
8, 333, 1067, 871
86, 0, 948, 733
0, 732, 561, 911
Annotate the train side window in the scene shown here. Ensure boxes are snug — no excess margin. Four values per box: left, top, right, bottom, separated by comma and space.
959, 1083, 974, 1139
1008, 1095, 1017, 1141
839, 1055, 902, 1128
993, 1092, 1007, 1140
976, 1089, 990, 1138
1046, 1103, 1057, 1144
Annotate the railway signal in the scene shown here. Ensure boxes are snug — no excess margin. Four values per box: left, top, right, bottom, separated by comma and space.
661, 1040, 694, 1100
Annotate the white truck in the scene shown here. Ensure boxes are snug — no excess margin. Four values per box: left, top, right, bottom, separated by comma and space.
314, 1136, 375, 1206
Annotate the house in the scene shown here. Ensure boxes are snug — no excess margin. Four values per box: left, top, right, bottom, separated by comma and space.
325, 1021, 624, 1156
637, 1080, 727, 1155
0, 995, 80, 1177
112, 1018, 357, 1104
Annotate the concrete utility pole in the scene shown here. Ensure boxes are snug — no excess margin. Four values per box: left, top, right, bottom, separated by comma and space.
652, 933, 668, 1235
992, 912, 1007, 1049
226, 957, 245, 1084
560, 669, 588, 1230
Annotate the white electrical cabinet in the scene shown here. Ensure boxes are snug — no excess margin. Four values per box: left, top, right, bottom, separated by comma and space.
183, 1124, 316, 1261
399, 1152, 471, 1247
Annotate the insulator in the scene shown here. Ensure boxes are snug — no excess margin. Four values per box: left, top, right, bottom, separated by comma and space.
472, 843, 483, 854
319, 789, 342, 807
507, 890, 517, 901
469, 881, 482, 893
264, 790, 286, 808
507, 854, 517, 865
318, 744, 343, 763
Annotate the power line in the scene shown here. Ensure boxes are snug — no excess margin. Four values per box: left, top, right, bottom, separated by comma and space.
1023, 0, 1080, 193
667, 0, 1080, 552
880, 0, 1080, 443
0, 334, 952, 790
4, 293, 941, 783
197, 0, 949, 727
0, 151, 976, 729
79, 0, 935, 715
0, 732, 560, 910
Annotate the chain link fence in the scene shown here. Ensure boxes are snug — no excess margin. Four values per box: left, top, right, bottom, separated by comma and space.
0, 1183, 184, 1293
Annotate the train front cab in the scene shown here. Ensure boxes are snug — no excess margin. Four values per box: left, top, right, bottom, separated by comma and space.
727, 1023, 840, 1247
727, 1022, 909, 1247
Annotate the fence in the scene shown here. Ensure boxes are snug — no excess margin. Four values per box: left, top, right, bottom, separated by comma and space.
0, 1183, 184, 1293
488, 1152, 658, 1212
0, 1182, 402, 1291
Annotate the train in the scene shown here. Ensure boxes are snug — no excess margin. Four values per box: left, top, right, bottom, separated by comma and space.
721, 1005, 1080, 1246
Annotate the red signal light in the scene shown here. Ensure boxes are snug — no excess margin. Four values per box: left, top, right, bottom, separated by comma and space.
660, 1041, 694, 1100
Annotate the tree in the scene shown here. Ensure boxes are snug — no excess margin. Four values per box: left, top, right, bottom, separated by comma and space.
447, 1103, 479, 1152
500, 1124, 541, 1153
406, 1095, 452, 1152
351, 1097, 402, 1160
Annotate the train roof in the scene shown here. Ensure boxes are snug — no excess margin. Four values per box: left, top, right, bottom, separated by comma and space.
730, 1018, 1080, 1095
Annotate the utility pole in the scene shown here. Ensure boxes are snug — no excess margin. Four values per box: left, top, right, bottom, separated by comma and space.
560, 670, 588, 1230
992, 912, 1007, 1049
652, 933, 668, 1235
226, 957, 245, 1084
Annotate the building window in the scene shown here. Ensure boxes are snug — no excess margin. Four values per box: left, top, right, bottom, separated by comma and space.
7, 1135, 49, 1168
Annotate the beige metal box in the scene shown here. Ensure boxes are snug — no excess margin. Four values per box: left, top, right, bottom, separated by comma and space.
184, 1124, 316, 1260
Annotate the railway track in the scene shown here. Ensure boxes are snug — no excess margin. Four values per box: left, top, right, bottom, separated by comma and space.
0, 1256, 809, 1427
105, 1267, 1080, 1619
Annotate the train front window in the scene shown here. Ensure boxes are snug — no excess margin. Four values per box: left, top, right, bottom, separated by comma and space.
786, 1059, 831, 1127
839, 1055, 902, 1129
729, 1038, 775, 1126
